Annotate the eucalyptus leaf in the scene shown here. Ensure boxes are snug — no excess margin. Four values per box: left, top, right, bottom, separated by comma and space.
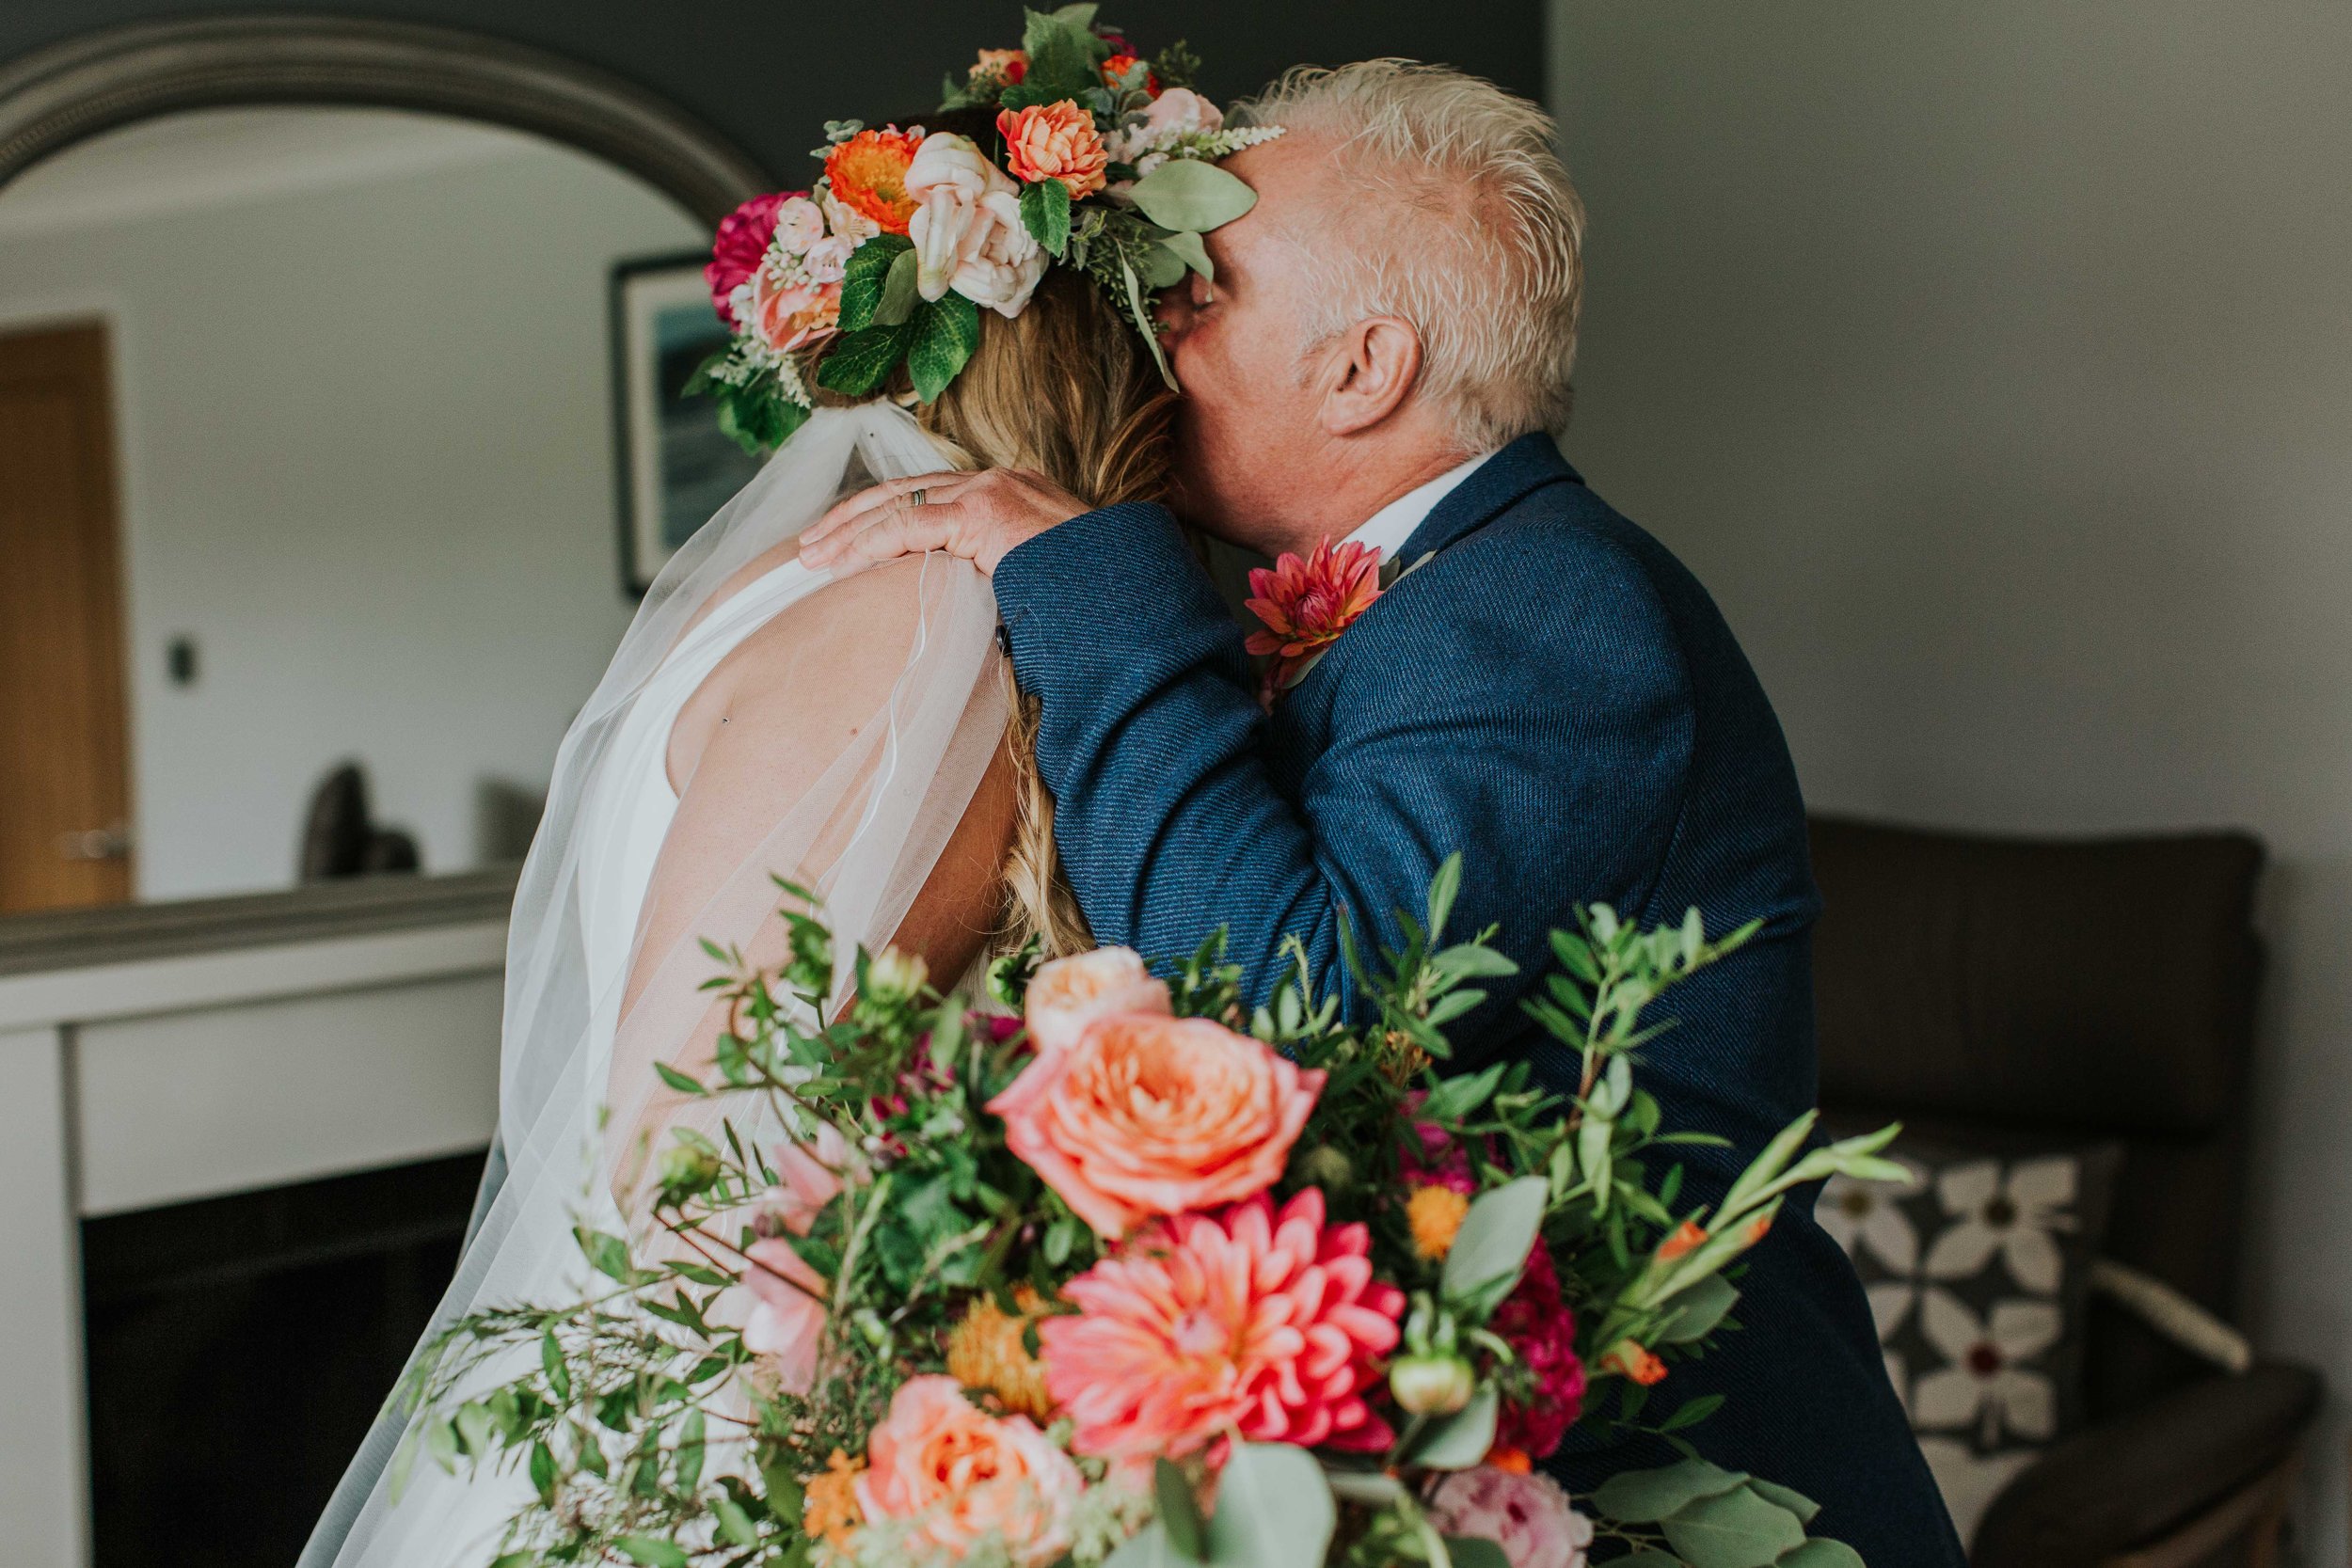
1321, 1467, 1406, 1507
1136, 240, 1188, 292
1202, 1442, 1335, 1568
614, 1539, 689, 1568
1443, 1539, 1513, 1568
874, 247, 921, 327
1104, 1523, 1186, 1568
1774, 1541, 1866, 1568
1159, 228, 1213, 280
1743, 1479, 1819, 1525
1130, 158, 1261, 232
1407, 1386, 1498, 1469
1658, 1485, 1808, 1568
1589, 1457, 1750, 1523
1154, 1458, 1207, 1560
1441, 1176, 1549, 1300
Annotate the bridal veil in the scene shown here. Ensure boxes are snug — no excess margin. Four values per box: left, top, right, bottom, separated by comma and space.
314, 403, 1006, 1568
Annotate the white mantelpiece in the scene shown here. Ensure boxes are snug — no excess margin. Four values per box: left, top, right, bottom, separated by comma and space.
0, 871, 512, 1566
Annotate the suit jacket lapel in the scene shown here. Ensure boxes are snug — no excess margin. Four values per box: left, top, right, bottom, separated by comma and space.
1393, 432, 1582, 568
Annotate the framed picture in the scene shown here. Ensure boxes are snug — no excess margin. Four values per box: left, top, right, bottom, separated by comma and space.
612, 253, 767, 594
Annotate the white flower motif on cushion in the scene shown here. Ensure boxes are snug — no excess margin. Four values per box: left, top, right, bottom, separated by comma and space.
1913, 1288, 2059, 1447
1924, 1156, 2076, 1293
1917, 1434, 2039, 1548
1820, 1163, 1923, 1273
1866, 1278, 1921, 1349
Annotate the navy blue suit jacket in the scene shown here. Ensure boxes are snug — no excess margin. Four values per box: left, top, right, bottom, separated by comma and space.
993, 434, 1963, 1565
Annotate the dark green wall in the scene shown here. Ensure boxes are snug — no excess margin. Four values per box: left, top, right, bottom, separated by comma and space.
0, 1, 1546, 188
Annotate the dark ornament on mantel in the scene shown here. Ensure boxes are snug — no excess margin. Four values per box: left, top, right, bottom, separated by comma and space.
299, 762, 420, 881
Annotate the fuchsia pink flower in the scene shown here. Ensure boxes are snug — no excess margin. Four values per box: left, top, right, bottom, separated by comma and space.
1039, 1188, 1406, 1461
1490, 1242, 1586, 1459
706, 191, 792, 324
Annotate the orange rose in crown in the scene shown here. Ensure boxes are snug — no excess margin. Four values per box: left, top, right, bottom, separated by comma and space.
996, 101, 1109, 198
1246, 536, 1386, 706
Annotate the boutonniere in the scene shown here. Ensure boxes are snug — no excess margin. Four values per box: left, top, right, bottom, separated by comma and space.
1244, 537, 1387, 708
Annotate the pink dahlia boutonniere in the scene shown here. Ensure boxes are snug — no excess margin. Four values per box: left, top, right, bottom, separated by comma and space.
1244, 536, 1384, 707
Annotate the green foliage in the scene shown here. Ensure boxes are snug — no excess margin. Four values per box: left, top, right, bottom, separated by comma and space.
1021, 175, 1074, 256
835, 233, 913, 333
1128, 158, 1262, 232
907, 292, 982, 403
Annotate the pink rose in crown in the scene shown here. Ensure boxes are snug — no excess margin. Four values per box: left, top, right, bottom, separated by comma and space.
1245, 536, 1384, 705
750, 269, 842, 355
705, 191, 793, 324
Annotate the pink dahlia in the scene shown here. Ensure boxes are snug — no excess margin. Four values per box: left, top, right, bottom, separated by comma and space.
1039, 1188, 1406, 1460
1245, 536, 1383, 704
706, 191, 793, 324
1490, 1243, 1585, 1459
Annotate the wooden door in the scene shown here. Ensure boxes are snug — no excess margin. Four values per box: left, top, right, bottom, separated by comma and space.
0, 323, 133, 913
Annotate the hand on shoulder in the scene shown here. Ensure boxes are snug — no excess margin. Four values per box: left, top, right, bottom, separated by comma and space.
798, 467, 1089, 578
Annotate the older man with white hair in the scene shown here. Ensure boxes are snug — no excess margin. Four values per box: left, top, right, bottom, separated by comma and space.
803, 61, 1963, 1560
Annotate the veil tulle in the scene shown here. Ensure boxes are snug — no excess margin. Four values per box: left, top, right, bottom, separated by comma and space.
311, 403, 1006, 1568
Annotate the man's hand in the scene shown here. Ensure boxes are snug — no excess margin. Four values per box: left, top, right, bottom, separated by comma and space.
797, 467, 1089, 578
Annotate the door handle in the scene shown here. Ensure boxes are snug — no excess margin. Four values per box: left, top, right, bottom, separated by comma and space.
59, 823, 133, 861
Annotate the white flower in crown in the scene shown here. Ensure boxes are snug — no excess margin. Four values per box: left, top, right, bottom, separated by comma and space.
1926, 1156, 2077, 1293
903, 133, 1046, 318
1912, 1287, 2059, 1447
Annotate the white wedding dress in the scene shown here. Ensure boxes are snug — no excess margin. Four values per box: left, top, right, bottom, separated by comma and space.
313, 404, 1008, 1568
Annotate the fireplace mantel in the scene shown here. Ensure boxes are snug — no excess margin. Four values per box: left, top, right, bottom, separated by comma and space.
0, 870, 516, 1567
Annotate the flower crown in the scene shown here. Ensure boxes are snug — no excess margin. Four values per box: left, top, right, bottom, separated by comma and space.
690, 4, 1280, 452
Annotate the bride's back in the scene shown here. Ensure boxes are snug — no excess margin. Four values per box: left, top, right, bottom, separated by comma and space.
624, 263, 1176, 1027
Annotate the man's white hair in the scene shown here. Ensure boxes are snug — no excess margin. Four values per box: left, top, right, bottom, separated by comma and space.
1234, 61, 1585, 451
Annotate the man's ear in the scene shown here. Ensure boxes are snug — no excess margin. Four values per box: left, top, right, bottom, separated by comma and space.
1318, 315, 1425, 436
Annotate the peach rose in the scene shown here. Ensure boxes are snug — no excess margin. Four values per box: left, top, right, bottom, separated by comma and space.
750, 267, 841, 353
739, 1119, 850, 1393
988, 1012, 1325, 1238
905, 133, 1047, 317
997, 101, 1109, 198
855, 1375, 1082, 1566
1023, 946, 1171, 1057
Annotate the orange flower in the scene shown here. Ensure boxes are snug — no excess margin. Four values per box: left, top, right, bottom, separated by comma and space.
854, 1376, 1083, 1567
1600, 1339, 1668, 1386
1657, 1218, 1709, 1261
1023, 945, 1171, 1057
802, 1449, 865, 1547
996, 102, 1109, 198
1040, 1189, 1406, 1460
946, 1286, 1055, 1421
1102, 53, 1161, 95
972, 47, 1027, 86
987, 1012, 1324, 1238
1407, 1183, 1472, 1261
1486, 1446, 1534, 1475
824, 125, 924, 235
1245, 537, 1383, 703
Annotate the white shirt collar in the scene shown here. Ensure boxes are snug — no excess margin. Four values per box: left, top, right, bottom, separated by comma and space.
1341, 451, 1498, 562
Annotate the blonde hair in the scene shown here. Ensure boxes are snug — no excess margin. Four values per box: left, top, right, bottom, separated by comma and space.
910, 267, 1176, 958
1235, 60, 1585, 449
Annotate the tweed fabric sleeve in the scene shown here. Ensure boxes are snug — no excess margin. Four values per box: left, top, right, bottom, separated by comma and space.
990, 497, 1695, 1021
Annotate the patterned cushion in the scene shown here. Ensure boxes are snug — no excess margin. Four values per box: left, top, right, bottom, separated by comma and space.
1818, 1129, 2123, 1547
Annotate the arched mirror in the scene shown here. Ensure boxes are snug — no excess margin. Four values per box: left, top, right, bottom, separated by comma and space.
0, 17, 768, 920
0, 21, 771, 1566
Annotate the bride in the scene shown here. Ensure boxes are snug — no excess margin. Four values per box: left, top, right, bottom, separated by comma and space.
301, 69, 1252, 1562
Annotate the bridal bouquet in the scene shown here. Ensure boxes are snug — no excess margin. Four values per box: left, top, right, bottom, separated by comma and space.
689, 5, 1280, 453
394, 862, 1899, 1568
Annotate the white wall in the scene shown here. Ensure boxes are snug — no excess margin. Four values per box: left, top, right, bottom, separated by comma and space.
0, 110, 704, 899
1549, 2, 2352, 1555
